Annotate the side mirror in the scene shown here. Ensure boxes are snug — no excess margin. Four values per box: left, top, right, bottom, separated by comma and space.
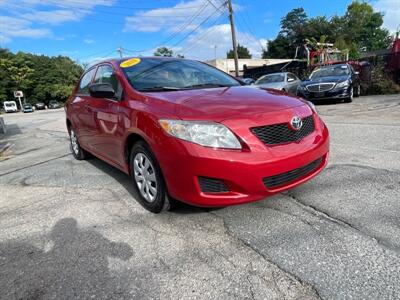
89, 83, 116, 98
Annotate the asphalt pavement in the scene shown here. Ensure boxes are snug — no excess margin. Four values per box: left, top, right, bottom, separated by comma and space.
0, 94, 399, 299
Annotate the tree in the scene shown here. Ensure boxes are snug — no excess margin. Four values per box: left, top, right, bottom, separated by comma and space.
341, 1, 391, 52
226, 44, 252, 59
154, 47, 173, 57
0, 48, 83, 107
262, 35, 293, 58
262, 1, 391, 59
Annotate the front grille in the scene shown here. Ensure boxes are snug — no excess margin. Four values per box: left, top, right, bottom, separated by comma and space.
198, 176, 229, 193
263, 158, 323, 189
306, 83, 335, 92
251, 115, 315, 145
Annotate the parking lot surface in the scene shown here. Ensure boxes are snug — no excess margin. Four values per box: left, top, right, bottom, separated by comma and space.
1, 94, 399, 299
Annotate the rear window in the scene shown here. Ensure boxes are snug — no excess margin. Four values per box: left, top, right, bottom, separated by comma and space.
5, 103, 14, 107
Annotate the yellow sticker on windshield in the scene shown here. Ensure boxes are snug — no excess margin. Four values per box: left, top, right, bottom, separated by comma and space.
120, 58, 141, 68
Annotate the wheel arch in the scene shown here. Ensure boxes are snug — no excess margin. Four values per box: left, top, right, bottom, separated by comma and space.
66, 118, 72, 134
124, 132, 147, 169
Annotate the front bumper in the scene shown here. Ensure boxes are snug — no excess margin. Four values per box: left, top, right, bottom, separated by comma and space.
153, 111, 330, 207
297, 86, 351, 100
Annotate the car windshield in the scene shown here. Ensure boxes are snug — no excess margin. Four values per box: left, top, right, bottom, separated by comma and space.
256, 74, 285, 84
310, 64, 349, 79
5, 103, 13, 107
49, 101, 57, 104
121, 58, 240, 92
24, 105, 31, 108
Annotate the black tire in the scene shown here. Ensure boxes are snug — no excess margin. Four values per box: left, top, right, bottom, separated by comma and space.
354, 84, 361, 97
69, 127, 89, 160
129, 141, 167, 213
344, 86, 353, 103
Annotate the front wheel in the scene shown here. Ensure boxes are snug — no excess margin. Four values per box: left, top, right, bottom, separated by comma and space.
344, 86, 353, 103
130, 141, 167, 213
354, 84, 361, 97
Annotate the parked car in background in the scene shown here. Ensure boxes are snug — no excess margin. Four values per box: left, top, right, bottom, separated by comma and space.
255, 72, 301, 94
3, 101, 18, 113
48, 100, 61, 109
23, 104, 34, 113
297, 63, 361, 103
35, 102, 46, 110
66, 57, 329, 213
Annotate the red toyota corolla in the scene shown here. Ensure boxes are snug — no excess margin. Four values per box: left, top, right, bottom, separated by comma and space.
65, 57, 329, 213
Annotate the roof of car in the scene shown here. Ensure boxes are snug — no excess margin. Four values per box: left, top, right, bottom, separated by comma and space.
86, 56, 186, 70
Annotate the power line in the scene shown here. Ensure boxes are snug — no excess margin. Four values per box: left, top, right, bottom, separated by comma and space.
177, 12, 227, 55
124, 0, 223, 54
170, 3, 226, 48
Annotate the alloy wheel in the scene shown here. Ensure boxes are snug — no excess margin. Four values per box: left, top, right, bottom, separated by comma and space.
133, 153, 158, 202
70, 129, 79, 155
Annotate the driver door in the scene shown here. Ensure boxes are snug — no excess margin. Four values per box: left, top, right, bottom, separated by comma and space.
88, 64, 125, 166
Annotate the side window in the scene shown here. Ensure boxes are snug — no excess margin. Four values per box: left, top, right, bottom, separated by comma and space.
93, 65, 123, 99
287, 73, 297, 82
78, 68, 96, 95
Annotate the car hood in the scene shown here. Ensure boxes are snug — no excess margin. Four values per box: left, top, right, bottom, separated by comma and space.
301, 75, 349, 86
145, 86, 305, 122
255, 82, 285, 90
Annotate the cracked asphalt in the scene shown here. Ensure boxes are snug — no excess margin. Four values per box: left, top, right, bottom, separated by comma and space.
0, 94, 399, 300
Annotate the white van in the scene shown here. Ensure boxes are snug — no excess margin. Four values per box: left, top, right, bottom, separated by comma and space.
3, 101, 18, 113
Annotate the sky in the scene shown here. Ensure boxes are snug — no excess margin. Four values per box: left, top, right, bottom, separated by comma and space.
0, 0, 398, 63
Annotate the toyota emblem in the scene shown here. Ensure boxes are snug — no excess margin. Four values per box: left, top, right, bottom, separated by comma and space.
290, 116, 303, 131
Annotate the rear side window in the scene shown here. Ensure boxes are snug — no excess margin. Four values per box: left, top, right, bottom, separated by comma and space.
287, 73, 298, 81
94, 65, 123, 99
77, 68, 96, 95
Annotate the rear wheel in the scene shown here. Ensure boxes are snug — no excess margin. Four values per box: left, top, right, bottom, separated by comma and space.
130, 141, 167, 213
344, 86, 353, 103
69, 128, 89, 160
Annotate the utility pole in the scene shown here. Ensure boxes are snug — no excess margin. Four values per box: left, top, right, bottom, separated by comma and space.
116, 46, 123, 58
227, 0, 239, 77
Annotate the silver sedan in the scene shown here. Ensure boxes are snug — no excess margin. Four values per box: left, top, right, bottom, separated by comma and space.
254, 72, 301, 94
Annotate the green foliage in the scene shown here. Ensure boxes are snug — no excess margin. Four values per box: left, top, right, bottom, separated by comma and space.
0, 49, 83, 107
154, 47, 173, 57
263, 1, 392, 59
226, 44, 252, 59
368, 67, 400, 94
154, 47, 185, 58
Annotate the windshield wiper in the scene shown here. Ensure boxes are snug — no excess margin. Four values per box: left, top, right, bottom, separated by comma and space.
182, 83, 236, 89
138, 86, 184, 92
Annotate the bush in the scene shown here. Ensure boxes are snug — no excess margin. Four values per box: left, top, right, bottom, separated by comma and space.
367, 67, 400, 95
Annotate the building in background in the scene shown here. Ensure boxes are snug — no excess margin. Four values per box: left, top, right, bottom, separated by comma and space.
205, 58, 292, 76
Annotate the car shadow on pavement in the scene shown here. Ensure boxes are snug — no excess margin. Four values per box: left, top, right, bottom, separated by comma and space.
0, 218, 133, 299
87, 157, 217, 214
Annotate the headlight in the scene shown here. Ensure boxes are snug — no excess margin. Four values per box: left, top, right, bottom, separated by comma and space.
159, 119, 242, 149
305, 100, 318, 114
335, 81, 349, 89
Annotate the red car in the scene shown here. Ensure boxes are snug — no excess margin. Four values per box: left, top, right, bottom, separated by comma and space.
65, 57, 329, 213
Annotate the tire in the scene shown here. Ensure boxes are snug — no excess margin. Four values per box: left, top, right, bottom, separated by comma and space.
344, 86, 353, 103
354, 84, 361, 97
69, 127, 89, 160
130, 141, 167, 213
